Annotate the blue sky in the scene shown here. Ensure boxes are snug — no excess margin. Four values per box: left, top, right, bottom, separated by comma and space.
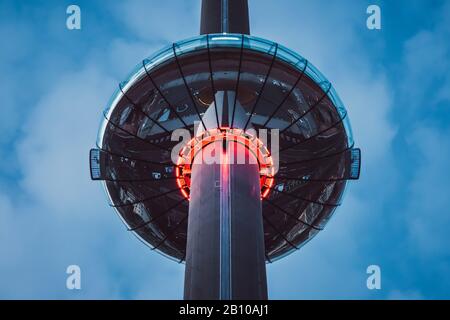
0, 0, 449, 299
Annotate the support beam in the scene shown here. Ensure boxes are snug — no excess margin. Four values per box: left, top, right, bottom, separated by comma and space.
184, 91, 266, 300
200, 0, 250, 35
184, 141, 267, 300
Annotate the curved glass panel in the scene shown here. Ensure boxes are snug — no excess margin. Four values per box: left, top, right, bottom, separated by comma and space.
208, 34, 243, 48
244, 35, 278, 55
100, 34, 353, 148
95, 33, 357, 262
174, 35, 208, 56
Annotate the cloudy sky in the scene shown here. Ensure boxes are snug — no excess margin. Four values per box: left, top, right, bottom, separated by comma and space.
0, 0, 449, 299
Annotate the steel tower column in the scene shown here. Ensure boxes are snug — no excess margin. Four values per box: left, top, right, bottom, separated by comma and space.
200, 0, 250, 34
185, 1, 266, 300
184, 89, 268, 300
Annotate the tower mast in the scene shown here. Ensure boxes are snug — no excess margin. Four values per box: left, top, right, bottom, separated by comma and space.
184, 0, 267, 300
200, 0, 250, 35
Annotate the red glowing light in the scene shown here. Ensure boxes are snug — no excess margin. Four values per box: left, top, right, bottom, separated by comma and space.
175, 128, 275, 200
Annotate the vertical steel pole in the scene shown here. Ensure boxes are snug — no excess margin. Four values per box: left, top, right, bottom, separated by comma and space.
184, 140, 267, 300
184, 2, 265, 299
200, 0, 250, 34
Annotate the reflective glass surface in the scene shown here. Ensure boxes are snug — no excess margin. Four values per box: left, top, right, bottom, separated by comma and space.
95, 34, 357, 262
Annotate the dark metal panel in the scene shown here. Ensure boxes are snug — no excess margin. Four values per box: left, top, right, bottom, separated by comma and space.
184, 141, 267, 300
184, 143, 221, 300
228, 0, 250, 34
201, 0, 250, 35
200, 0, 221, 34
229, 145, 268, 300
220, 137, 231, 300
184, 146, 220, 300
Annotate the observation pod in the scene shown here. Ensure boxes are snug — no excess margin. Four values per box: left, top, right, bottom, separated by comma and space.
90, 0, 360, 300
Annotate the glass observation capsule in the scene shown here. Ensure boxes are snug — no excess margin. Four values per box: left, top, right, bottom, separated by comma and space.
90, 34, 361, 263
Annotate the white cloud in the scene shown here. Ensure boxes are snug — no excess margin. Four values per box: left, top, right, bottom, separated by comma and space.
405, 127, 450, 257
16, 65, 114, 213
397, 1, 450, 260
400, 2, 450, 109
0, 19, 35, 147
111, 0, 200, 42
0, 34, 185, 298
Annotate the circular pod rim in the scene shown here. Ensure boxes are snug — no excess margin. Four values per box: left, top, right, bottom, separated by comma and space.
91, 34, 361, 263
